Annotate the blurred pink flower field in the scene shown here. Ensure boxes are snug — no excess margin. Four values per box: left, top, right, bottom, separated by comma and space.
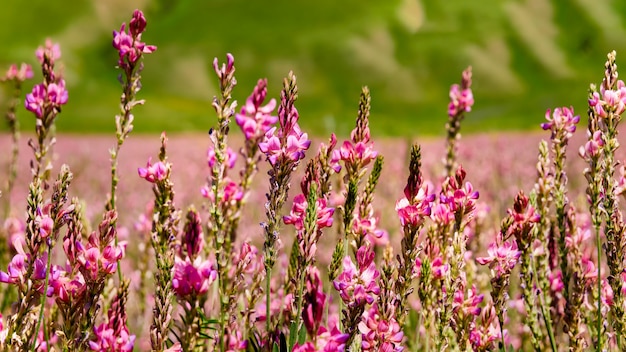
0, 131, 549, 236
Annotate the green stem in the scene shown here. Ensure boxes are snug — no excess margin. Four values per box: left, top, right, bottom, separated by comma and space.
538, 292, 557, 351
596, 227, 602, 352
266, 265, 272, 350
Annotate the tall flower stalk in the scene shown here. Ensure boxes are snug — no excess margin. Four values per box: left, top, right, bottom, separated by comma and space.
444, 66, 474, 177
1, 63, 33, 216
140, 133, 180, 351
259, 71, 310, 343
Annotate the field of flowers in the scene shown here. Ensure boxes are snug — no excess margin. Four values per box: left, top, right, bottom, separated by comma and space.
2, 9, 626, 352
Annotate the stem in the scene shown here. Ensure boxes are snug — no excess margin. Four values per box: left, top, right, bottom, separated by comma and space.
266, 266, 272, 349
596, 226, 602, 352
538, 292, 557, 351
4, 81, 22, 217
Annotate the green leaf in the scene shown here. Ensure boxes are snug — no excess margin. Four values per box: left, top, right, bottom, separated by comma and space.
298, 324, 307, 344
288, 321, 298, 349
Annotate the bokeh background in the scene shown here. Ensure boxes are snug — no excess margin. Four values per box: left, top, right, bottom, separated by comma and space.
2, 0, 626, 137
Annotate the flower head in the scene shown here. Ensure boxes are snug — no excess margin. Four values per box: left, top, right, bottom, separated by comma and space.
138, 158, 168, 183
236, 79, 278, 140
333, 246, 380, 306
172, 256, 217, 298
476, 238, 521, 278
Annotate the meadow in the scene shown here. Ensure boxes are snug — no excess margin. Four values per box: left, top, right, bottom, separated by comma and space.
3, 5, 626, 352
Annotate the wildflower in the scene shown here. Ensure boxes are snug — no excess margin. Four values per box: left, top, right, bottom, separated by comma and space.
431, 255, 450, 279
395, 183, 434, 227
283, 194, 334, 231
359, 305, 404, 352
207, 146, 237, 169
540, 107, 580, 138
335, 140, 378, 170
469, 305, 502, 351
303, 267, 326, 336
333, 246, 380, 306
448, 76, 474, 117
34, 207, 54, 239
235, 79, 278, 140
201, 178, 243, 204
292, 325, 349, 352
35, 39, 61, 65
589, 80, 626, 117
2, 63, 33, 81
89, 321, 136, 351
25, 84, 47, 118
112, 10, 156, 65
138, 158, 168, 183
476, 239, 521, 278
76, 240, 124, 280
454, 284, 484, 316
48, 265, 86, 303
260, 126, 311, 165
579, 130, 604, 159
171, 256, 218, 298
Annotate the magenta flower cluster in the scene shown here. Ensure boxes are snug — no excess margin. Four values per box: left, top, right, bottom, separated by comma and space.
112, 10, 156, 66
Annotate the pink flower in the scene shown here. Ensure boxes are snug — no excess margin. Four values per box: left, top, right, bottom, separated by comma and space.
589, 80, 626, 117
353, 214, 388, 247
293, 325, 349, 352
579, 130, 604, 159
284, 129, 312, 162
565, 227, 591, 250
431, 256, 450, 279
48, 265, 86, 303
469, 305, 501, 351
431, 203, 454, 225
129, 9, 147, 37
138, 158, 167, 183
476, 239, 520, 278
201, 178, 243, 204
283, 194, 334, 231
453, 284, 484, 316
259, 88, 310, 166
89, 323, 135, 351
303, 267, 326, 336
75, 231, 125, 281
549, 270, 564, 293
540, 107, 580, 137
0, 253, 27, 284
113, 10, 156, 66
25, 83, 47, 118
3, 63, 33, 81
335, 140, 378, 169
207, 146, 237, 169
236, 79, 278, 140
359, 305, 404, 351
35, 39, 61, 65
333, 246, 380, 306
47, 80, 68, 106
258, 132, 282, 165
448, 83, 474, 117
172, 256, 217, 298
35, 208, 54, 239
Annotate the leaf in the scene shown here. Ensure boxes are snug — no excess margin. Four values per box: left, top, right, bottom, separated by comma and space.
298, 324, 306, 345
288, 321, 298, 349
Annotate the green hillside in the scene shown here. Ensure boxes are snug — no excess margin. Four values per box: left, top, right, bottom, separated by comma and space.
1, 0, 626, 137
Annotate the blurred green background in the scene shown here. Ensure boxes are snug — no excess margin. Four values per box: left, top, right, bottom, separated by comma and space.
1, 0, 625, 137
